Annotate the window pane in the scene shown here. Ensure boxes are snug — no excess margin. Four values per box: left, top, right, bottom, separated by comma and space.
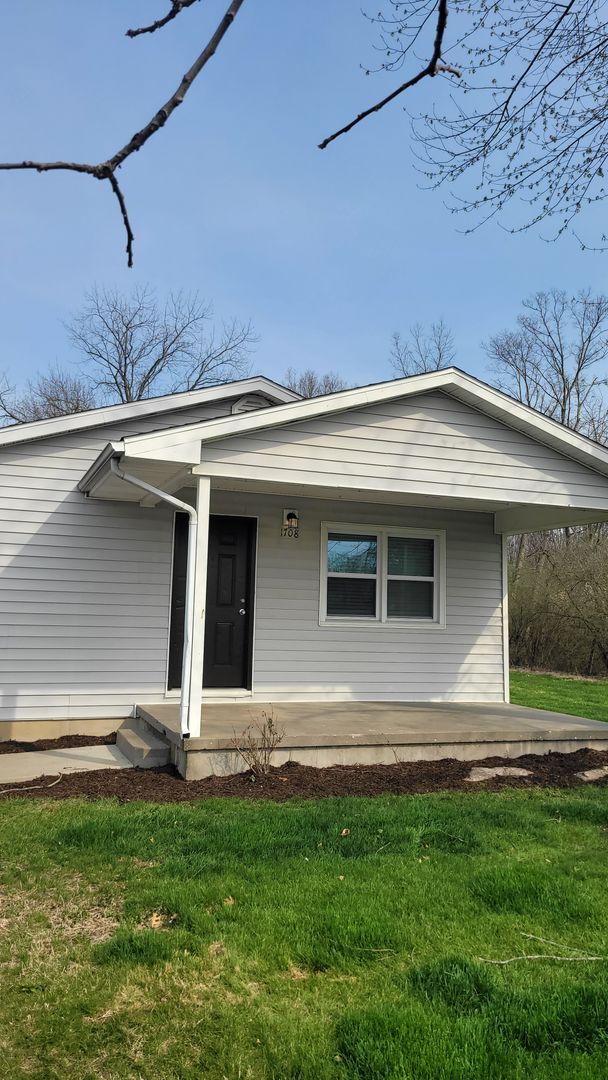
327, 577, 376, 617
388, 536, 434, 577
328, 533, 377, 575
387, 579, 434, 619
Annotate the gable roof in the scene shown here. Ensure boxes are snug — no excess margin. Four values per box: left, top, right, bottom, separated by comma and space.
117, 367, 608, 480
0, 376, 299, 448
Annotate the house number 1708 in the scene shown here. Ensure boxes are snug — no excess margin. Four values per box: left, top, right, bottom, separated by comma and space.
280, 526, 299, 538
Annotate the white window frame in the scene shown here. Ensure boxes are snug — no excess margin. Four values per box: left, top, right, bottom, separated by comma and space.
319, 522, 446, 629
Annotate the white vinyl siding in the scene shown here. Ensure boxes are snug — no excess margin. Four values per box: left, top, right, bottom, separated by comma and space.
211, 490, 504, 703
10, 383, 595, 722
0, 400, 238, 723
199, 391, 608, 510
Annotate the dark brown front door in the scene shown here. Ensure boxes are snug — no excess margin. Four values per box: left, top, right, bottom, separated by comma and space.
167, 514, 256, 690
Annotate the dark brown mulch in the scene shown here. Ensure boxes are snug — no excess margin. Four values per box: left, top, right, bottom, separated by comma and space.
1, 747, 608, 803
0, 733, 116, 755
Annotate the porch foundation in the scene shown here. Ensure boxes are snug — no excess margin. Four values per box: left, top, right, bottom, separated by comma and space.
135, 701, 608, 780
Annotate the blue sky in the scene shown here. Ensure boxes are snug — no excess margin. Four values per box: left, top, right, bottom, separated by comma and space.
1, 0, 607, 391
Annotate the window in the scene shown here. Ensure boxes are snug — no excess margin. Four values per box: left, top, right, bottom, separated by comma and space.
327, 532, 378, 618
321, 523, 445, 626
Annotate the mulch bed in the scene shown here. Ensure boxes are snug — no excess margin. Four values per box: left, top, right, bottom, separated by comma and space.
0, 733, 116, 755
1, 747, 608, 802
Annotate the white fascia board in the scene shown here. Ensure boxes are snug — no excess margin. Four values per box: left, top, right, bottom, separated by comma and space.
494, 505, 608, 534
0, 376, 298, 449
122, 438, 202, 464
119, 368, 608, 480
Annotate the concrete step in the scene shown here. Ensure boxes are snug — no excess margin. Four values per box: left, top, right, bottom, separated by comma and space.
116, 723, 170, 769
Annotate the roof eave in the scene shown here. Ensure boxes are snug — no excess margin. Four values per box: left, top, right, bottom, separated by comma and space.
0, 376, 299, 449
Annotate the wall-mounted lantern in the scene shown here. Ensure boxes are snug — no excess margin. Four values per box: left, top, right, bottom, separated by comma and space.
281, 509, 300, 539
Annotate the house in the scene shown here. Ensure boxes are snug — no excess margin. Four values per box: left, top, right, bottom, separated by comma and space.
3, 367, 608, 777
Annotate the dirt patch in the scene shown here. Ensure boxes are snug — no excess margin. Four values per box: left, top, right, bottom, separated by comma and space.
142, 911, 178, 930
0, 872, 120, 972
1, 747, 608, 802
0, 733, 116, 755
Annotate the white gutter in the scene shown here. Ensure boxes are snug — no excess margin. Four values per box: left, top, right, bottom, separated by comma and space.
109, 458, 196, 738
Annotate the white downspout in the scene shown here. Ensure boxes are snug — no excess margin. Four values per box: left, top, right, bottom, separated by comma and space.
109, 458, 197, 738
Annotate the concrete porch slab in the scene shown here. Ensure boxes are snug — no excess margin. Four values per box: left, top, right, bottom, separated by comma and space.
136, 701, 608, 780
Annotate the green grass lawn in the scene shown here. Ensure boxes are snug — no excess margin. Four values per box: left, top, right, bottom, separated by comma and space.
511, 670, 608, 722
2, 789, 608, 1078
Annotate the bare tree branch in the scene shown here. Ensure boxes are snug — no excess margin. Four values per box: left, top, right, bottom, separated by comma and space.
126, 0, 200, 39
363, 1, 608, 242
480, 953, 605, 965
319, 0, 460, 150
0, 0, 247, 265
107, 172, 135, 267
109, 0, 246, 173
480, 932, 605, 964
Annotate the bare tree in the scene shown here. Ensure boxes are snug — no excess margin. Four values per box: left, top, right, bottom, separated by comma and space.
67, 286, 255, 404
320, 2, 608, 245
283, 368, 348, 398
485, 289, 608, 435
390, 319, 455, 377
0, 366, 97, 424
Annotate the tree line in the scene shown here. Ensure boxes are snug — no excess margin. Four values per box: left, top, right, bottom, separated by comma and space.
7, 284, 608, 427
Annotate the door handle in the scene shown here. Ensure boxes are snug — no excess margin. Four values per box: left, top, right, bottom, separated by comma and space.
239, 608, 246, 615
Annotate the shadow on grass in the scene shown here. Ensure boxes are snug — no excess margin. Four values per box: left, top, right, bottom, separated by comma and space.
94, 927, 203, 966
53, 796, 490, 871
337, 961, 608, 1079
409, 956, 497, 1015
469, 863, 592, 918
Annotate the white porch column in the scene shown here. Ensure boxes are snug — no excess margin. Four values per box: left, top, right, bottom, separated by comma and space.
186, 475, 211, 738
501, 533, 510, 704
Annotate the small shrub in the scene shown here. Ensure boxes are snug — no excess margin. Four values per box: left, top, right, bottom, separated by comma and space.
231, 711, 284, 777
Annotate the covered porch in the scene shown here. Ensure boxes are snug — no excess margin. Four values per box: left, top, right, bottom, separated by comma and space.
134, 699, 608, 779
79, 452, 608, 748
